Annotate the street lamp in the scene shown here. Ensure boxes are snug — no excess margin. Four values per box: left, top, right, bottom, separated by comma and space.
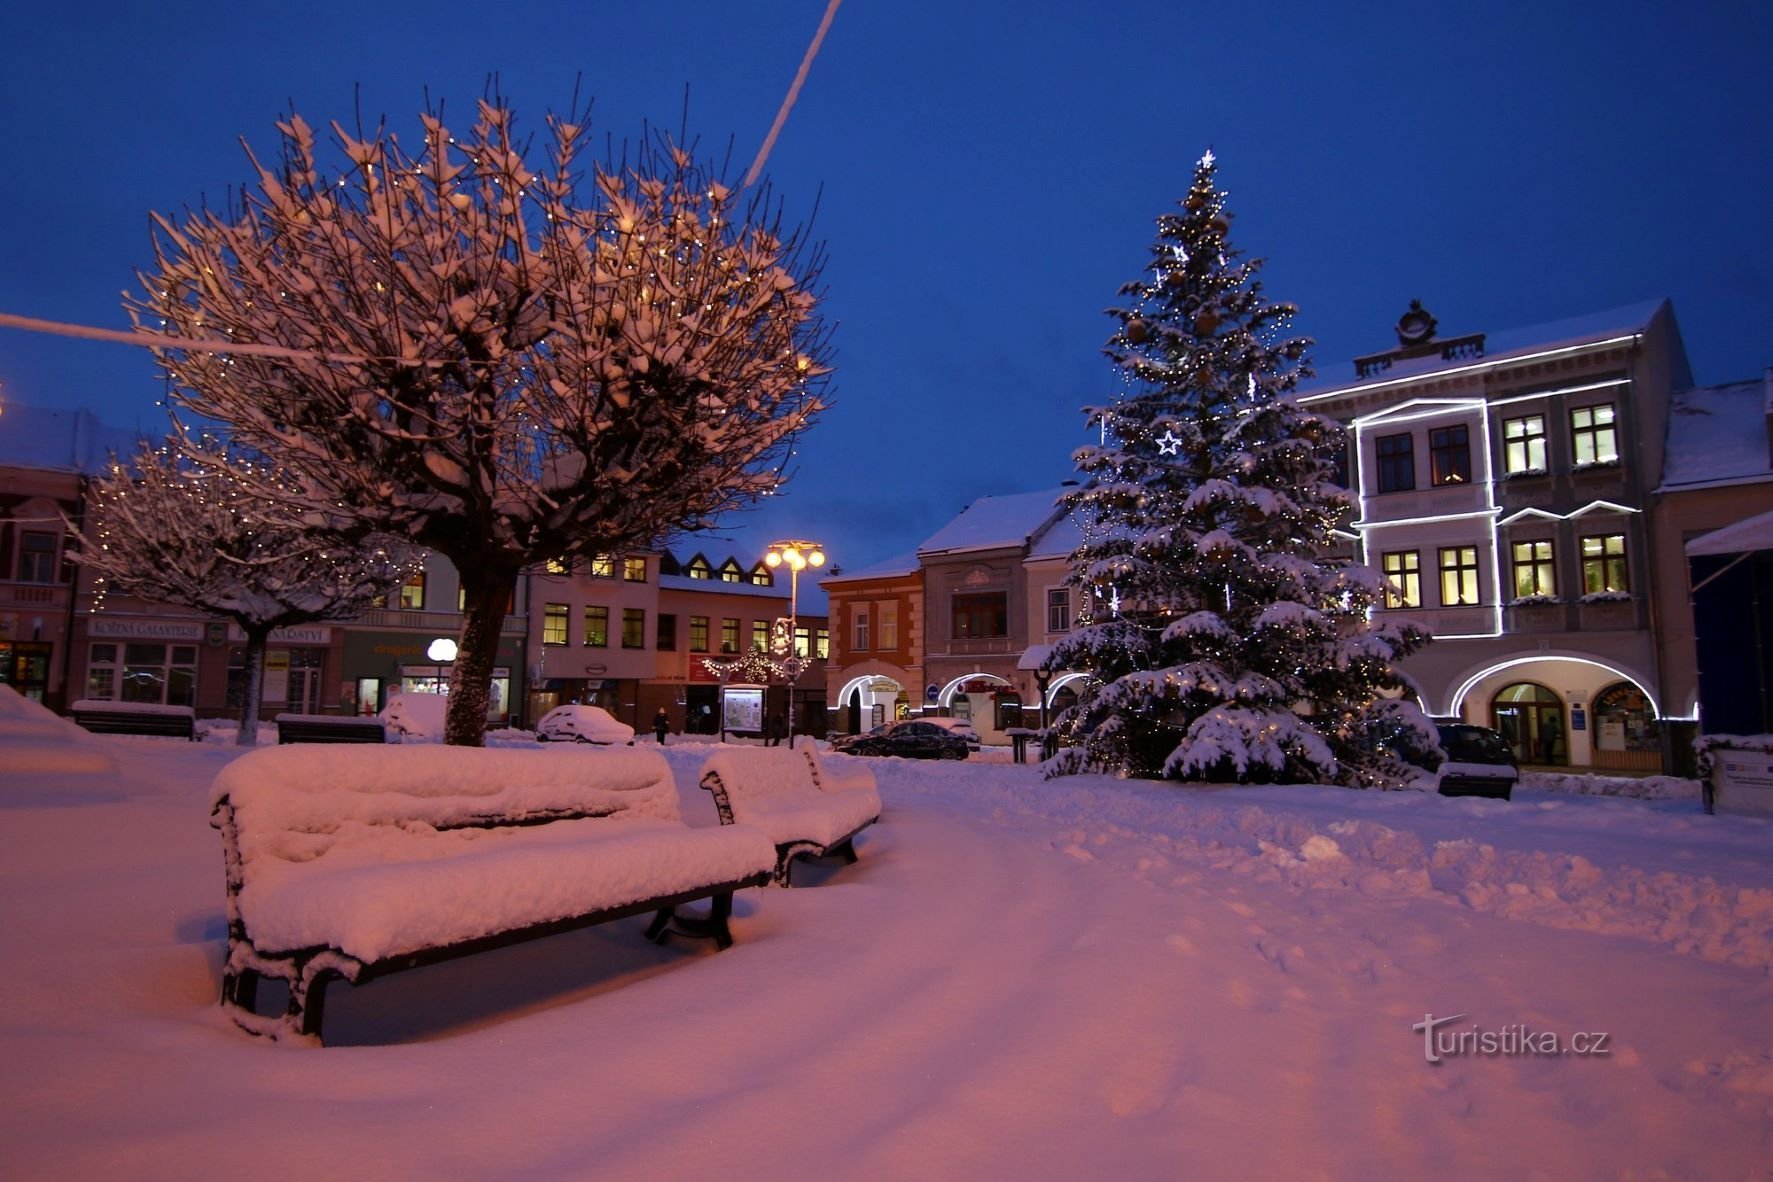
764, 540, 825, 747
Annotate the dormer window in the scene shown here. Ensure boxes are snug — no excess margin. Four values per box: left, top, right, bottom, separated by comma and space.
686, 555, 713, 580
718, 559, 744, 583
749, 563, 774, 586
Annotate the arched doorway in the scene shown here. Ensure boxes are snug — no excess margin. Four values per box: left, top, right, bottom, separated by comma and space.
838, 675, 906, 735
1591, 682, 1660, 771
1491, 682, 1564, 766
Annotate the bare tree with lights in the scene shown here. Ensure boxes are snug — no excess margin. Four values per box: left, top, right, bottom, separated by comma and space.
1046, 150, 1433, 786
72, 442, 418, 746
129, 95, 832, 745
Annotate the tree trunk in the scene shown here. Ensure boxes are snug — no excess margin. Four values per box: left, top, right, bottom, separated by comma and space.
447, 565, 518, 746
237, 625, 270, 747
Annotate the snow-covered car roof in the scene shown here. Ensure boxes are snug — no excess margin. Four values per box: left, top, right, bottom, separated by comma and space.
536, 704, 635, 745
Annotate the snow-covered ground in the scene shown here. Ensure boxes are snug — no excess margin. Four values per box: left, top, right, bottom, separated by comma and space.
1, 706, 1769, 1179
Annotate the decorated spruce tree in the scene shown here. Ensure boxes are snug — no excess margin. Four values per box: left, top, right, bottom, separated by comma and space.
1046, 151, 1432, 786
73, 441, 418, 746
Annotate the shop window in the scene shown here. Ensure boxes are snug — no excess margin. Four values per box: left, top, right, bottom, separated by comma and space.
542, 603, 569, 646
1581, 534, 1628, 594
583, 605, 609, 647
1438, 546, 1479, 606
88, 642, 197, 706
1381, 551, 1420, 608
1502, 414, 1547, 474
1511, 540, 1557, 598
1376, 433, 1415, 493
622, 608, 646, 649
951, 591, 1008, 639
1592, 683, 1657, 755
1429, 425, 1470, 486
689, 616, 710, 653
1571, 404, 1619, 465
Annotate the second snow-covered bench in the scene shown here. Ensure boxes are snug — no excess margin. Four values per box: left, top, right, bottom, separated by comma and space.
210, 744, 776, 1043
697, 746, 882, 885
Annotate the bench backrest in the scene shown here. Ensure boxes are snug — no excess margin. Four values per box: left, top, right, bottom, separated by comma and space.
698, 745, 877, 811
212, 745, 682, 871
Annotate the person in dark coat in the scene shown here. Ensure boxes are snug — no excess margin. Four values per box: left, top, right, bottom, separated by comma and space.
766, 711, 787, 747
653, 707, 670, 746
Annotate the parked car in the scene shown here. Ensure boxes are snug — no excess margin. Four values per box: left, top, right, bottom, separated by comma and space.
830, 720, 969, 760
922, 716, 982, 751
535, 704, 635, 745
1434, 723, 1518, 800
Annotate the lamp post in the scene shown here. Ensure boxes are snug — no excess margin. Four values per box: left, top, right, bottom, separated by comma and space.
764, 540, 825, 748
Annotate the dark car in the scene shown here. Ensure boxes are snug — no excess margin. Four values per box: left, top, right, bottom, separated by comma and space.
1435, 723, 1519, 800
830, 720, 969, 760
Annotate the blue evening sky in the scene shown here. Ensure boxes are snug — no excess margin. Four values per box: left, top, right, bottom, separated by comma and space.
1, 0, 1769, 579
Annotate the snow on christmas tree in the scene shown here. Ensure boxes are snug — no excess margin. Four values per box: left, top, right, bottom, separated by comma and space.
1045, 151, 1434, 786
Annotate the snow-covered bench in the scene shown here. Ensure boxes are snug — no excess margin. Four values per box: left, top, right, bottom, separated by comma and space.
210, 744, 777, 1043
274, 713, 387, 744
697, 746, 882, 886
69, 699, 196, 740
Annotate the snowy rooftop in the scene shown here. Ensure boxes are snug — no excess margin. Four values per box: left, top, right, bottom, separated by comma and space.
1027, 509, 1084, 560
818, 550, 922, 585
1296, 299, 1673, 399
918, 487, 1071, 557
0, 400, 151, 473
1658, 372, 1773, 492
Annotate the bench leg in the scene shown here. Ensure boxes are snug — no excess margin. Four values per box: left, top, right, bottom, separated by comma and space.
222, 966, 259, 1013
644, 893, 737, 949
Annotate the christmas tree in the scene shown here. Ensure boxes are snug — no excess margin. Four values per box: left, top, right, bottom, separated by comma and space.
1046, 151, 1433, 786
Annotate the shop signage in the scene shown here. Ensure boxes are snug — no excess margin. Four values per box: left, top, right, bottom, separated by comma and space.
228, 624, 333, 644
89, 618, 205, 641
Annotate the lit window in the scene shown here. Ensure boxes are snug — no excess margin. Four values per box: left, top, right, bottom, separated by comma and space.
90, 642, 197, 705
1502, 415, 1546, 474
952, 592, 1008, 638
815, 628, 829, 659
545, 558, 569, 575
689, 616, 710, 653
880, 604, 899, 650
749, 564, 773, 586
583, 606, 608, 647
794, 626, 810, 658
686, 555, 712, 580
399, 570, 426, 610
590, 554, 616, 578
623, 557, 647, 583
1376, 433, 1415, 493
721, 618, 740, 653
1382, 551, 1421, 608
1429, 425, 1470, 486
1581, 534, 1629, 594
542, 603, 569, 645
718, 559, 743, 583
1438, 546, 1479, 606
1571, 405, 1619, 465
1511, 540, 1557, 598
622, 608, 645, 649
752, 620, 771, 652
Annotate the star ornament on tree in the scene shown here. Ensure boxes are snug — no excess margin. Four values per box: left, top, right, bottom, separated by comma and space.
1156, 429, 1182, 456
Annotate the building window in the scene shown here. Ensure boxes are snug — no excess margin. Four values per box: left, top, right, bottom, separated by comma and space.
1429, 425, 1470, 486
622, 608, 645, 648
1376, 433, 1415, 493
1571, 404, 1619, 465
458, 586, 517, 613
751, 620, 770, 652
590, 553, 616, 578
689, 616, 710, 653
718, 559, 743, 583
17, 532, 58, 583
398, 570, 426, 610
794, 625, 810, 658
656, 613, 677, 651
854, 609, 870, 651
1511, 540, 1557, 598
623, 557, 647, 583
1581, 534, 1629, 594
952, 591, 1009, 638
1438, 546, 1480, 606
879, 604, 899, 650
583, 605, 608, 647
542, 603, 569, 646
1502, 415, 1547, 474
685, 555, 712, 580
545, 557, 569, 575
749, 564, 773, 586
1047, 588, 1072, 633
88, 642, 197, 706
721, 617, 740, 654
815, 627, 829, 659
1381, 551, 1421, 608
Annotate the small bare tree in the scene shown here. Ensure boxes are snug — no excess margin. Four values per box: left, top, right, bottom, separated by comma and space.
73, 442, 418, 745
131, 96, 832, 744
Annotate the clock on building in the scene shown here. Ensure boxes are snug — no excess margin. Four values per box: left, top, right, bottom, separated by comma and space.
1395, 300, 1438, 347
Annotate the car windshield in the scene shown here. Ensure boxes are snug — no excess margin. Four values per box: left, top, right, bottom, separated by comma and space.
1438, 726, 1514, 764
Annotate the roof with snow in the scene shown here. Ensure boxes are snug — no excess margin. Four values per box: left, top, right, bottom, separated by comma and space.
1297, 299, 1674, 399
818, 550, 922, 585
0, 401, 151, 473
1687, 508, 1773, 556
918, 487, 1070, 556
1027, 509, 1084, 560
1658, 372, 1773, 493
